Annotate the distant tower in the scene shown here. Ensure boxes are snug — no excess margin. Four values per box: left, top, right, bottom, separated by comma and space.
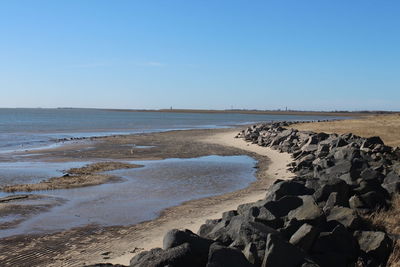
286, 106, 288, 112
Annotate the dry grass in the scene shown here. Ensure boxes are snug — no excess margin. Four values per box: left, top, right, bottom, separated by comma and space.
365, 195, 400, 266
293, 114, 400, 147
1, 162, 142, 192
293, 115, 400, 265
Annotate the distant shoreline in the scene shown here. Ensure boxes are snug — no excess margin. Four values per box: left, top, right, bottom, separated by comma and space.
2, 107, 396, 117
103, 108, 391, 116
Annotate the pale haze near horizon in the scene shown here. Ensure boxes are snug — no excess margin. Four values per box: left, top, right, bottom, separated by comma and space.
0, 1, 399, 111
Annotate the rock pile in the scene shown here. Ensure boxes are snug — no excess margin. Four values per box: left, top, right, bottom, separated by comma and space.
91, 122, 400, 267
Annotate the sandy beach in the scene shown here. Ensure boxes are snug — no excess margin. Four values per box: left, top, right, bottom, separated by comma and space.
0, 127, 293, 267
105, 130, 293, 266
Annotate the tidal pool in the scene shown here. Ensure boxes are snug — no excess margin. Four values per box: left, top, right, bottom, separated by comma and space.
0, 155, 257, 237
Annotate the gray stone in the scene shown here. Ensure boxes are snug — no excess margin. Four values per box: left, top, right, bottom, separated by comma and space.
130, 243, 199, 267
163, 229, 213, 263
265, 180, 313, 201
323, 192, 349, 212
287, 196, 323, 223
326, 206, 361, 230
242, 242, 260, 266
262, 233, 305, 267
264, 196, 303, 218
206, 243, 253, 267
354, 231, 393, 266
289, 223, 319, 252
311, 225, 358, 266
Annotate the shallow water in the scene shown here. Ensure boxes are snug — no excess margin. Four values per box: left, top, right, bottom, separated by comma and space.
0, 155, 257, 237
0, 161, 90, 186
0, 108, 344, 152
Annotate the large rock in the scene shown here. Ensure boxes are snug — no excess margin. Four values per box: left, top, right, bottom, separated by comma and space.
287, 196, 323, 223
289, 223, 320, 252
262, 233, 306, 267
130, 243, 199, 267
382, 171, 400, 195
198, 219, 221, 237
323, 192, 349, 212
333, 145, 360, 161
243, 242, 260, 266
265, 180, 313, 201
163, 229, 213, 263
326, 206, 361, 230
311, 225, 359, 267
361, 136, 384, 149
354, 231, 393, 266
252, 206, 284, 229
313, 178, 350, 203
206, 243, 253, 267
264, 196, 303, 218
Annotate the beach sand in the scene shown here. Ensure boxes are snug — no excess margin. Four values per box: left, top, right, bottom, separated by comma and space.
0, 128, 293, 266
105, 130, 293, 266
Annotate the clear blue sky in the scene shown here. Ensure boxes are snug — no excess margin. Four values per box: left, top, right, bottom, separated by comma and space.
0, 1, 399, 111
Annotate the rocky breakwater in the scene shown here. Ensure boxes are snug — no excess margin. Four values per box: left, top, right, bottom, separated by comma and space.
89, 122, 400, 267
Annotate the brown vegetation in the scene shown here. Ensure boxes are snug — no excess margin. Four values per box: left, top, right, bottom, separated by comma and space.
293, 114, 400, 266
365, 195, 400, 267
293, 114, 400, 147
1, 162, 142, 192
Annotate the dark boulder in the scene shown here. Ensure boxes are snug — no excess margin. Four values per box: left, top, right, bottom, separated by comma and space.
326, 206, 361, 230
206, 243, 254, 267
354, 231, 393, 266
313, 178, 350, 203
279, 218, 304, 240
360, 168, 382, 182
289, 223, 320, 252
358, 191, 388, 211
361, 136, 384, 149
254, 206, 284, 229
264, 196, 303, 218
130, 243, 199, 267
382, 171, 400, 195
316, 144, 330, 157
287, 196, 323, 223
163, 229, 213, 263
265, 180, 313, 201
262, 233, 306, 267
311, 224, 359, 267
323, 192, 349, 212
333, 145, 360, 161
330, 137, 348, 148
243, 242, 261, 266
198, 219, 221, 237
222, 210, 238, 222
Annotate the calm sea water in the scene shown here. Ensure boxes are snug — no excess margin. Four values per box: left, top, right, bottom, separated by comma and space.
0, 109, 345, 235
0, 155, 257, 237
0, 108, 342, 153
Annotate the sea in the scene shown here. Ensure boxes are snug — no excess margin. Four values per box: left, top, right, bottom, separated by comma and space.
0, 108, 342, 153
0, 108, 345, 236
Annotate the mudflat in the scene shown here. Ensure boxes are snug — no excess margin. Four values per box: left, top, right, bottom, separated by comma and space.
0, 127, 292, 266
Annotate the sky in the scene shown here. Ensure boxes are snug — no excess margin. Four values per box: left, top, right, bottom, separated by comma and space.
0, 1, 399, 111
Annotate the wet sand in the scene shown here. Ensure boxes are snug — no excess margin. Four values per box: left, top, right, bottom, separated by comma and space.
0, 127, 293, 266
2, 162, 142, 192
